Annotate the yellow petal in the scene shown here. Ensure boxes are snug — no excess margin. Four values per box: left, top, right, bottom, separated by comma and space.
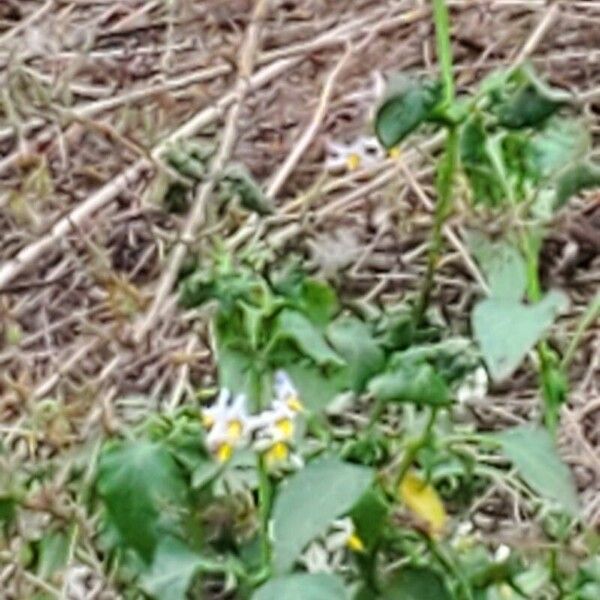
346, 153, 361, 171
286, 396, 304, 413
265, 441, 289, 466
346, 533, 366, 553
398, 471, 447, 536
226, 419, 243, 441
216, 443, 233, 463
275, 417, 294, 439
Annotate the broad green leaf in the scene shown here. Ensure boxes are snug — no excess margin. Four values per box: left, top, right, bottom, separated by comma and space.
282, 361, 347, 412
381, 567, 452, 600
140, 537, 203, 600
467, 234, 527, 300
327, 317, 385, 392
526, 120, 589, 181
253, 573, 348, 600
368, 361, 450, 406
398, 472, 447, 536
297, 278, 339, 327
492, 67, 568, 129
375, 75, 442, 148
273, 309, 344, 366
495, 426, 579, 516
96, 441, 189, 562
555, 162, 600, 208
271, 457, 373, 573
472, 291, 568, 381
218, 163, 273, 215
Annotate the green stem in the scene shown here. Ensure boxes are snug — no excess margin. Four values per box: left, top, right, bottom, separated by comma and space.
257, 455, 272, 569
432, 0, 455, 105
521, 232, 563, 434
415, 127, 459, 323
415, 0, 457, 324
394, 407, 439, 489
561, 292, 600, 370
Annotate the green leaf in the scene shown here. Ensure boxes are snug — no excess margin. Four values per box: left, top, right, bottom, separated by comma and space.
218, 163, 273, 215
495, 426, 579, 516
282, 361, 347, 412
467, 234, 527, 300
368, 361, 450, 406
271, 457, 373, 573
460, 116, 511, 206
36, 530, 71, 580
375, 75, 443, 148
273, 309, 344, 367
526, 120, 589, 181
350, 490, 389, 551
296, 278, 339, 327
472, 291, 568, 381
140, 537, 203, 600
327, 317, 385, 392
555, 162, 600, 208
96, 441, 189, 562
381, 567, 452, 600
492, 67, 567, 129
253, 573, 348, 600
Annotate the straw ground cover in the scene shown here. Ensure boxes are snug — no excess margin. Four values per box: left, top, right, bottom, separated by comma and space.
0, 1, 599, 598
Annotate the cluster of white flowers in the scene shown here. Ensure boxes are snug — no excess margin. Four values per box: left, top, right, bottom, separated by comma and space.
201, 371, 304, 468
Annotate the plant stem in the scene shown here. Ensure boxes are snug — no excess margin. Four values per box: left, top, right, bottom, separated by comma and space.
522, 232, 563, 433
394, 407, 439, 489
415, 127, 459, 323
432, 0, 455, 105
415, 0, 457, 323
257, 455, 272, 568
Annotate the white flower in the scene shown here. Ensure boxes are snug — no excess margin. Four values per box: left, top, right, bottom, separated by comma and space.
324, 136, 385, 173
326, 518, 365, 553
456, 366, 489, 404
202, 389, 252, 462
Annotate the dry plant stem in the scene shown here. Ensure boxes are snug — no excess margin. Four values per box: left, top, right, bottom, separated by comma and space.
0, 59, 297, 291
134, 0, 270, 342
266, 45, 354, 199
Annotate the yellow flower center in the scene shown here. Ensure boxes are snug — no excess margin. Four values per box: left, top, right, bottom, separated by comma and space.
275, 417, 294, 439
346, 153, 361, 171
346, 533, 365, 553
388, 146, 401, 159
226, 419, 243, 441
216, 443, 233, 463
265, 441, 289, 465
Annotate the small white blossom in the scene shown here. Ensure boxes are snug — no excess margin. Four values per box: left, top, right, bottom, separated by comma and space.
456, 366, 489, 405
202, 389, 252, 462
324, 136, 385, 173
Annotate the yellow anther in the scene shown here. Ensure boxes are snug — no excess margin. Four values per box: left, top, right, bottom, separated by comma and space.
275, 417, 294, 439
265, 441, 289, 465
201, 412, 215, 429
226, 419, 243, 441
388, 146, 401, 159
216, 443, 233, 463
286, 396, 304, 413
346, 533, 366, 553
346, 153, 361, 171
